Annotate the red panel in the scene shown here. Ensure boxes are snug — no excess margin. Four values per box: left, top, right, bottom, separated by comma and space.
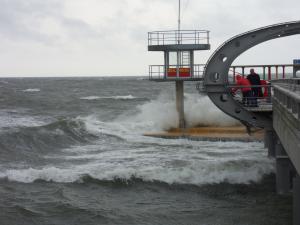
179, 68, 191, 77
167, 68, 177, 77
167, 68, 191, 77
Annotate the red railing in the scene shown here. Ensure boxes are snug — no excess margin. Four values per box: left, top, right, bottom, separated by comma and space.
230, 64, 294, 82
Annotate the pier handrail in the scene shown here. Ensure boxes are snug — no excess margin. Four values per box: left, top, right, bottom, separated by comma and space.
273, 79, 300, 119
230, 64, 295, 80
226, 84, 273, 110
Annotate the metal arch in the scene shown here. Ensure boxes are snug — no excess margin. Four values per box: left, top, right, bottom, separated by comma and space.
203, 21, 300, 129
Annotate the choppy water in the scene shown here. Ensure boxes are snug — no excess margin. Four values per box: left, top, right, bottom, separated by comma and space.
0, 77, 292, 225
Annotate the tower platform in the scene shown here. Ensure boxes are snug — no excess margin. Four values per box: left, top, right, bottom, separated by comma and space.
148, 44, 210, 51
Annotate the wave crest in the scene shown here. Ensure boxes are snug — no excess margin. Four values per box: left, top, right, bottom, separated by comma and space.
0, 117, 97, 159
0, 157, 274, 185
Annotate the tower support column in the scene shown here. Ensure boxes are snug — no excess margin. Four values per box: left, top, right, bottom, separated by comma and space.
293, 173, 300, 225
176, 80, 185, 129
275, 141, 291, 194
265, 129, 275, 157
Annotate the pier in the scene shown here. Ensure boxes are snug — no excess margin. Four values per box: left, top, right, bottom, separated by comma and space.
146, 5, 300, 222
203, 21, 300, 225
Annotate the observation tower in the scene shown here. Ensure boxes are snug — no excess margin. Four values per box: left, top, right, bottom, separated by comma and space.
147, 1, 210, 128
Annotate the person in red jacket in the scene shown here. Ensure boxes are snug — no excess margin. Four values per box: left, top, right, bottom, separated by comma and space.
232, 75, 253, 106
260, 79, 269, 97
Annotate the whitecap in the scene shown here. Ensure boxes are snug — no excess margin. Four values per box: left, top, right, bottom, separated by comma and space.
22, 88, 40, 92
80, 95, 137, 100
80, 96, 101, 100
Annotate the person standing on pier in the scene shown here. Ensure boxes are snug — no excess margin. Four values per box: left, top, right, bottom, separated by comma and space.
232, 75, 252, 106
247, 69, 262, 107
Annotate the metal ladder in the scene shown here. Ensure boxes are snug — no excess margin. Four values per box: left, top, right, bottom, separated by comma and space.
181, 51, 190, 66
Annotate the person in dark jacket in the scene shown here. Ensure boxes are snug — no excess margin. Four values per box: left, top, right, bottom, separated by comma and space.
247, 69, 261, 106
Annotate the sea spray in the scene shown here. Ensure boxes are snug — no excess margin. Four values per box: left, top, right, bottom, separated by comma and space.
129, 92, 240, 130
184, 93, 240, 127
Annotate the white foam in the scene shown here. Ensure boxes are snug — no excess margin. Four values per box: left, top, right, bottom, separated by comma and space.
80, 95, 137, 100
80, 115, 156, 143
0, 143, 274, 185
113, 95, 137, 100
22, 88, 40, 92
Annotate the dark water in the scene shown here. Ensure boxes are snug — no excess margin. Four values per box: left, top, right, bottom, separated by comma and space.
0, 77, 292, 225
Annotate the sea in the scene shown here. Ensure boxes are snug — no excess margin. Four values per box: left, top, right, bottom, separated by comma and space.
0, 77, 292, 225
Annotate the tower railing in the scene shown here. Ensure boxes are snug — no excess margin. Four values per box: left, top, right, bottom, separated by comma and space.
149, 64, 205, 80
148, 30, 210, 46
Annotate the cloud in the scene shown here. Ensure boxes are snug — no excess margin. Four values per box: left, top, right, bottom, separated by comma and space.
0, 0, 60, 43
0, 0, 101, 45
0, 0, 299, 76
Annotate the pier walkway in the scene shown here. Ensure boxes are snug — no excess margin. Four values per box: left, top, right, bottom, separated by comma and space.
272, 78, 300, 225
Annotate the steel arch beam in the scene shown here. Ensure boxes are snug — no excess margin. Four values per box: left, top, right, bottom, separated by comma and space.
203, 21, 300, 128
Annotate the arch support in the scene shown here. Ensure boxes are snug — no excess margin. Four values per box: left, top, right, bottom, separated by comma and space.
204, 21, 300, 128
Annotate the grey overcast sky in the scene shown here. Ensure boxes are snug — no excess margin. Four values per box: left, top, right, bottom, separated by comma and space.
0, 0, 299, 77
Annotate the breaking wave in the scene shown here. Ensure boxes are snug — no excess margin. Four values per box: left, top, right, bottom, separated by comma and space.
0, 112, 273, 186
0, 117, 98, 161
127, 92, 240, 130
0, 111, 273, 186
0, 89, 272, 187
0, 154, 274, 185
80, 95, 137, 100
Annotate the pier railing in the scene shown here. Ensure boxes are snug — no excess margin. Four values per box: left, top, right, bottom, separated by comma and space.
226, 84, 273, 111
148, 30, 210, 46
150, 63, 296, 82
230, 64, 294, 82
